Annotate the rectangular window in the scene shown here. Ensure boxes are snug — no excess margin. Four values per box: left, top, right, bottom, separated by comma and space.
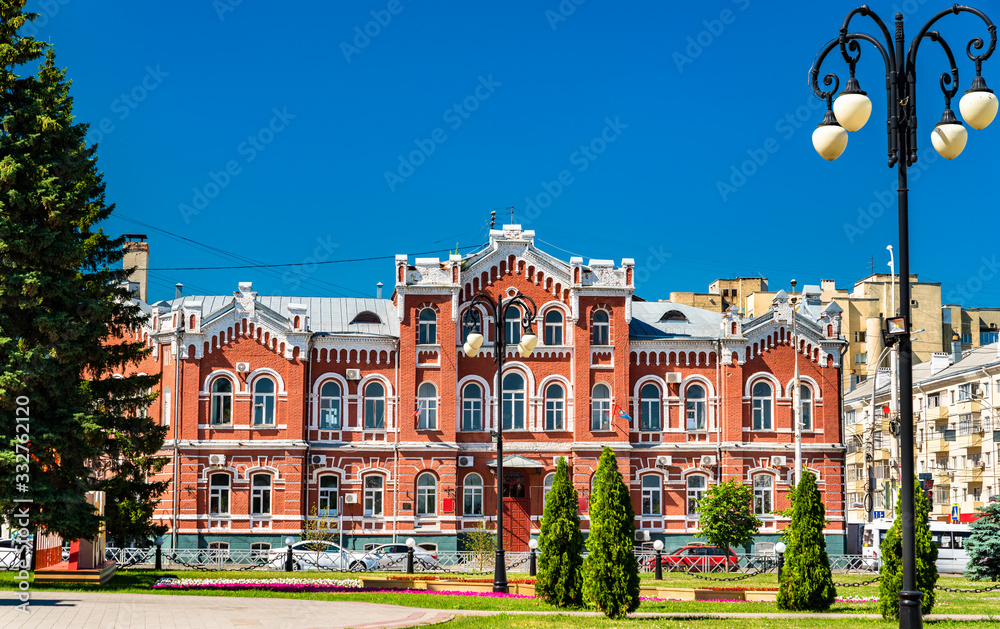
845, 410, 856, 425
250, 542, 270, 561
462, 397, 482, 432
591, 400, 611, 431
962, 333, 972, 344
942, 308, 952, 324
251, 476, 271, 515
874, 430, 883, 450
318, 477, 339, 517
927, 393, 940, 408
545, 398, 565, 431
854, 331, 866, 343
855, 353, 867, 365
981, 332, 999, 345
209, 476, 230, 515
365, 399, 385, 430
364, 477, 383, 516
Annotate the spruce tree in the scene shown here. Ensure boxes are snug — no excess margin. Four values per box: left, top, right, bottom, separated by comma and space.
964, 501, 1000, 581
535, 456, 585, 607
777, 470, 836, 610
582, 447, 639, 619
878, 477, 938, 619
0, 1, 166, 544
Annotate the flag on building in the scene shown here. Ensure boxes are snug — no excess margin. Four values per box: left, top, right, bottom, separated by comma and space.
613, 403, 631, 422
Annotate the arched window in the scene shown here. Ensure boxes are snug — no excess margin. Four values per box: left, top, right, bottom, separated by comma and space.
364, 475, 383, 516
209, 473, 230, 515
687, 475, 706, 515
752, 381, 773, 430
461, 383, 483, 431
464, 473, 483, 516
416, 382, 438, 430
543, 473, 555, 511
544, 309, 563, 345
318, 475, 339, 516
319, 381, 341, 429
364, 381, 386, 430
544, 383, 565, 431
753, 474, 773, 515
210, 377, 233, 425
504, 306, 522, 344
641, 475, 661, 515
502, 372, 525, 430
591, 383, 611, 431
686, 384, 706, 431
416, 473, 437, 516
418, 308, 437, 344
799, 384, 813, 430
640, 383, 661, 431
252, 377, 276, 426
592, 309, 610, 346
251, 474, 271, 515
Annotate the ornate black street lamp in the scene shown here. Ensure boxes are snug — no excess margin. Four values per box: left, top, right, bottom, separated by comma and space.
809, 6, 996, 628
462, 291, 538, 593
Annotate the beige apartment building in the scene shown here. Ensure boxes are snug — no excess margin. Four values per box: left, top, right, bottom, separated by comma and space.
843, 342, 1000, 529
672, 273, 1000, 393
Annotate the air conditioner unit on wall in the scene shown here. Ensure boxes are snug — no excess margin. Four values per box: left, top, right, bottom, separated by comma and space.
344, 493, 358, 504
208, 454, 225, 466
701, 455, 717, 466
656, 455, 672, 467
635, 530, 650, 543
311, 454, 325, 466
665, 372, 682, 384
346, 369, 361, 380
235, 362, 250, 373
553, 456, 567, 467
458, 456, 474, 467
771, 455, 787, 468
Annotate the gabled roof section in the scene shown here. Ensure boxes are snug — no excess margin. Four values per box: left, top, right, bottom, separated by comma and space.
459, 224, 572, 285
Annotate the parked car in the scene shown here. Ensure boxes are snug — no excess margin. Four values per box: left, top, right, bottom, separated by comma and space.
367, 544, 441, 571
641, 544, 738, 572
0, 539, 32, 570
267, 541, 378, 571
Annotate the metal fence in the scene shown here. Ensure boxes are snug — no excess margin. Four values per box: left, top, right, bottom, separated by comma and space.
98, 547, 877, 574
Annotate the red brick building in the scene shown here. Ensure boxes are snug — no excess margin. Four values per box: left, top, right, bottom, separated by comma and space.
127, 225, 847, 555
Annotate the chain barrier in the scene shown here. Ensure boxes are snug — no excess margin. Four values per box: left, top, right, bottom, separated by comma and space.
934, 583, 1000, 593
832, 576, 881, 587
684, 566, 770, 582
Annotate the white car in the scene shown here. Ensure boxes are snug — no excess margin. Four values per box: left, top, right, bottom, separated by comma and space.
267, 541, 377, 572
0, 540, 32, 570
368, 544, 441, 571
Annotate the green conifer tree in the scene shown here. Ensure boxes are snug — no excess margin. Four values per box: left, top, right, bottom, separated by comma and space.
582, 447, 639, 618
777, 470, 836, 610
0, 1, 166, 543
535, 456, 585, 607
878, 477, 938, 619
964, 501, 1000, 581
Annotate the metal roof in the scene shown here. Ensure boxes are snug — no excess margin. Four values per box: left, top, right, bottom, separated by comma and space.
163, 295, 399, 337
629, 302, 723, 340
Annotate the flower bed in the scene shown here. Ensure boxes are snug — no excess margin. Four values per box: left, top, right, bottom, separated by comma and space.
383, 575, 536, 585
152, 577, 532, 598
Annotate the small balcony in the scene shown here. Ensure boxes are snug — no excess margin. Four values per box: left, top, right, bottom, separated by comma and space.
924, 406, 949, 420
952, 399, 981, 415
956, 432, 983, 449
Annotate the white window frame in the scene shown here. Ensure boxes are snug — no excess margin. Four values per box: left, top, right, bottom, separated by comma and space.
209, 473, 230, 515
545, 383, 565, 431
461, 383, 483, 431
251, 474, 272, 515
544, 309, 564, 345
591, 383, 611, 431
641, 474, 661, 516
464, 473, 483, 516
417, 381, 438, 430
319, 380, 341, 429
253, 377, 276, 426
640, 383, 661, 431
364, 475, 383, 516
418, 307, 437, 345
687, 474, 707, 515
416, 473, 437, 516
210, 377, 233, 425
502, 372, 526, 430
592, 309, 610, 346
364, 381, 386, 430
752, 381, 773, 430
686, 384, 707, 431
753, 474, 773, 515
318, 475, 339, 517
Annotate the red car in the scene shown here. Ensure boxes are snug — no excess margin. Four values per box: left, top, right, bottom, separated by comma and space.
642, 544, 738, 572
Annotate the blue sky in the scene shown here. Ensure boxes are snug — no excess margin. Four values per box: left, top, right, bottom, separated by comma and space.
25, 0, 1000, 306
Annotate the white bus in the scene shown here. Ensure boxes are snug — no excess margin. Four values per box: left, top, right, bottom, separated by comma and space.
862, 519, 971, 573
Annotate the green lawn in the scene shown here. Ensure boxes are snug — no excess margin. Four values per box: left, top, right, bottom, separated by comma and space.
442, 618, 1000, 629
1, 569, 997, 616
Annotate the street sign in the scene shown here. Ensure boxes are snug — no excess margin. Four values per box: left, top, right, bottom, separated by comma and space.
918, 473, 932, 480
951, 504, 960, 523
873, 510, 885, 519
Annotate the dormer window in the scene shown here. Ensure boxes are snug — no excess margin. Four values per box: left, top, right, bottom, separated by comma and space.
659, 310, 687, 322
351, 311, 382, 325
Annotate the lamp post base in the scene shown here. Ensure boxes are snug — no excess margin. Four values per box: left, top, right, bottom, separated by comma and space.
493, 549, 508, 593
899, 590, 923, 629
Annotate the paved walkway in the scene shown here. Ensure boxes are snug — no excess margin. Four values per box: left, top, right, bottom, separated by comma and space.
0, 592, 455, 629
1, 591, 996, 628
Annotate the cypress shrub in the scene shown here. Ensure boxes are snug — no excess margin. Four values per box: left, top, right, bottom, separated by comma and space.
535, 456, 585, 607
776, 470, 836, 610
878, 477, 938, 619
582, 447, 640, 618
